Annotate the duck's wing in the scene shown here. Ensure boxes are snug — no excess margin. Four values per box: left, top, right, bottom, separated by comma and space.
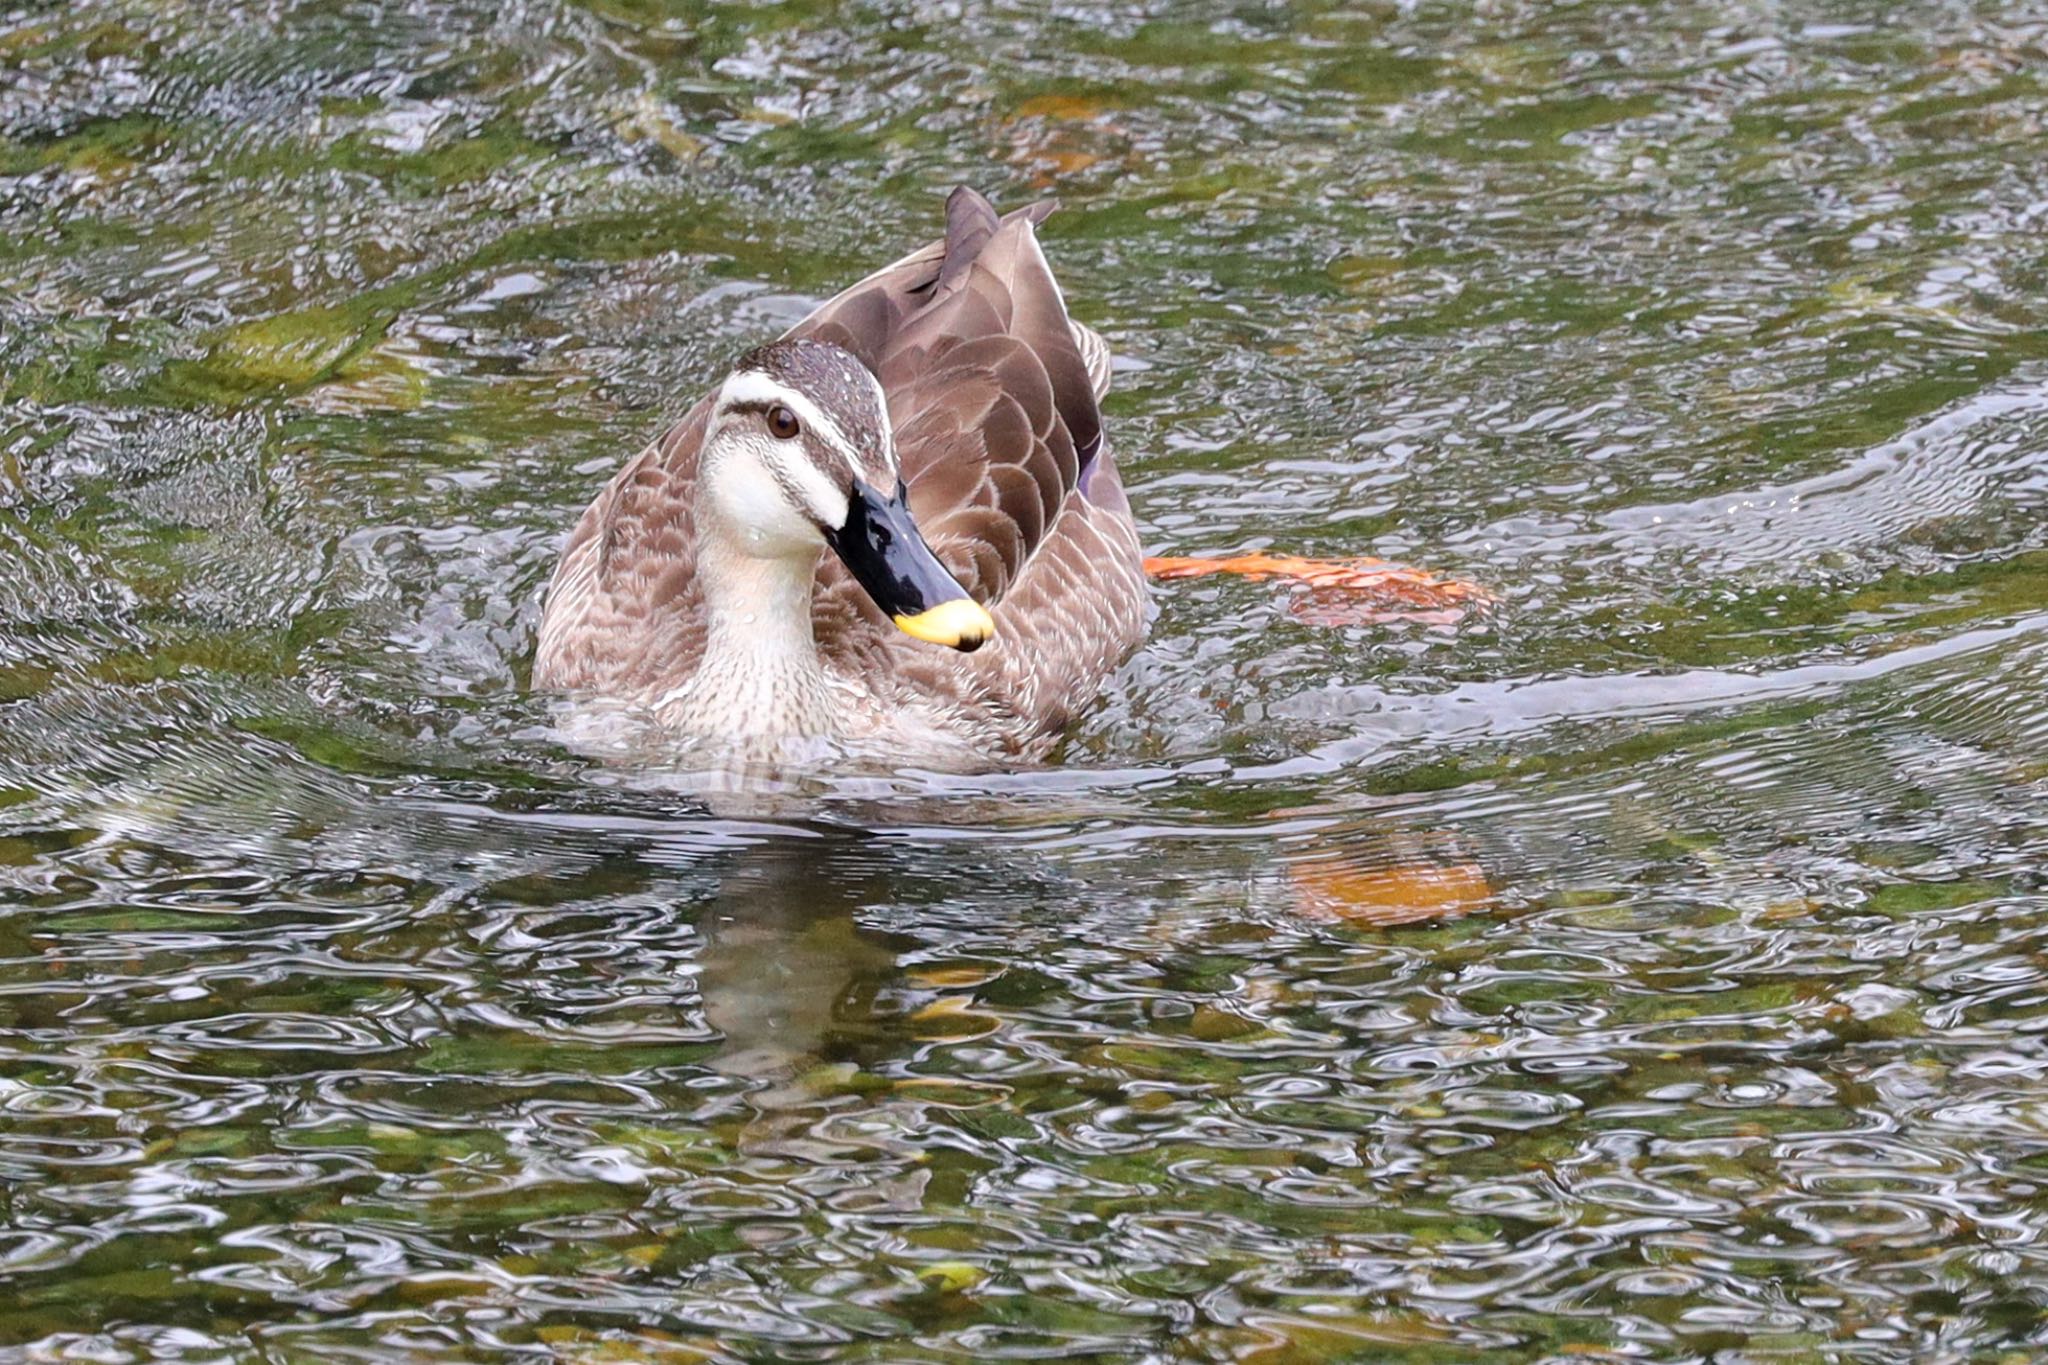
797, 189, 1095, 604
802, 187, 1148, 741
532, 406, 710, 695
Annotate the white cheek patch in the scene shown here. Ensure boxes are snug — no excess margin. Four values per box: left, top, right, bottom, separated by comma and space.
711, 460, 784, 537
703, 431, 848, 552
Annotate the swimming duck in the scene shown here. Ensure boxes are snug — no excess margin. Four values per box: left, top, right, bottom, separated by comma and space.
533, 187, 1149, 764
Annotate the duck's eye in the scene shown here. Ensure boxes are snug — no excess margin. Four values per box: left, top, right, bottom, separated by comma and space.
767, 405, 801, 440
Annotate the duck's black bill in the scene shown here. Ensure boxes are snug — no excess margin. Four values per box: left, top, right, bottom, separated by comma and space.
824, 480, 995, 653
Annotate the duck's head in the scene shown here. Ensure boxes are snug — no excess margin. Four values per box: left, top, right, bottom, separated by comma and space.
698, 338, 994, 653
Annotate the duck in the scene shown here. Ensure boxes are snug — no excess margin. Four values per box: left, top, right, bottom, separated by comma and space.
533, 186, 1150, 765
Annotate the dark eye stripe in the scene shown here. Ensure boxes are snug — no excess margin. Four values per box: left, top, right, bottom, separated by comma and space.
763, 457, 846, 528
767, 462, 807, 508
724, 394, 886, 483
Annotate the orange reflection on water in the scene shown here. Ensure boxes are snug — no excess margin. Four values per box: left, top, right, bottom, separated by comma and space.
1288, 855, 1494, 926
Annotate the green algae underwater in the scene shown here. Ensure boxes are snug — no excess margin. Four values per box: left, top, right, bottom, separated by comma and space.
4, 0, 2048, 1359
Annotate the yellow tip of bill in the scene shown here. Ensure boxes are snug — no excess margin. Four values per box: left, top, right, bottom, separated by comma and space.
894, 597, 996, 652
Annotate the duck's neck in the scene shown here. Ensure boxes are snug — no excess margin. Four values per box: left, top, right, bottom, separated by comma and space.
663, 532, 834, 737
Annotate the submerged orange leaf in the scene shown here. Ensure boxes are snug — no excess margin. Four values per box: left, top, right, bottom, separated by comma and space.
1289, 857, 1493, 926
1004, 94, 1125, 187
1031, 147, 1100, 176
1007, 93, 1118, 123
1143, 551, 1493, 626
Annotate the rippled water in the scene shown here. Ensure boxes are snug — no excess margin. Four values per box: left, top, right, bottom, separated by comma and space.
4, 0, 2048, 1358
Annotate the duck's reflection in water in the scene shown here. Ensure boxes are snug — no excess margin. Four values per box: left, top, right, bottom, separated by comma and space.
673, 828, 997, 1191
681, 809, 1505, 1071
684, 831, 916, 1084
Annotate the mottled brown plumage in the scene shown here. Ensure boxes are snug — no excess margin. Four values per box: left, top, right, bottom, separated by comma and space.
533, 187, 1149, 764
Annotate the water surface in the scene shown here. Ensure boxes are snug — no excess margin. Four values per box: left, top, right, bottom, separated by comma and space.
4, 0, 2048, 1358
